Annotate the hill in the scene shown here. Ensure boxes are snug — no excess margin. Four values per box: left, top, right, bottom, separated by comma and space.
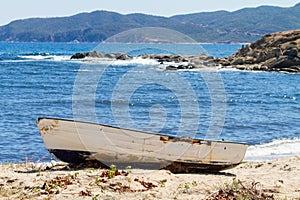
0, 3, 300, 42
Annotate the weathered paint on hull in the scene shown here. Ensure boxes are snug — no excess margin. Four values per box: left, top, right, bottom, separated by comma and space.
47, 149, 239, 172
37, 118, 248, 172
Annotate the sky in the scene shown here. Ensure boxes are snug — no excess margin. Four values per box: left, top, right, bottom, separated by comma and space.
0, 0, 299, 26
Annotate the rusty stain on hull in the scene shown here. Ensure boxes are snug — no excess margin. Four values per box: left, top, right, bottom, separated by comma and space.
192, 139, 200, 144
160, 136, 203, 145
160, 136, 169, 143
39, 120, 59, 133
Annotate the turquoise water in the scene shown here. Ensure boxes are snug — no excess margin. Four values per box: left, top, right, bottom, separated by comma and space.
0, 42, 299, 162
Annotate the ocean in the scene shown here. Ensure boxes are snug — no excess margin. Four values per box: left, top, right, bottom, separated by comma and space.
0, 42, 299, 163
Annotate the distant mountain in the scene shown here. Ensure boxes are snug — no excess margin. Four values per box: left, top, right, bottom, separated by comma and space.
0, 3, 300, 43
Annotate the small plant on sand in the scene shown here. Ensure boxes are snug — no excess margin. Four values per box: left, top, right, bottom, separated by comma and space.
87, 167, 95, 173
206, 178, 275, 200
185, 182, 191, 190
94, 176, 107, 186
40, 173, 78, 194
108, 165, 117, 179
92, 194, 100, 200
192, 180, 198, 187
99, 164, 128, 179
177, 182, 192, 194
126, 165, 132, 174
160, 179, 167, 188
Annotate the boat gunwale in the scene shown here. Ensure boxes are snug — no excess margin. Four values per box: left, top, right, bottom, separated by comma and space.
37, 117, 248, 146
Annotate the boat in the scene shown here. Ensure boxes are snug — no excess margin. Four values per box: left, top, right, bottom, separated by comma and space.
37, 117, 247, 173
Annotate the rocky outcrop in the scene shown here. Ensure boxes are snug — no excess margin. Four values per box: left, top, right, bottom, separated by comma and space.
140, 54, 217, 69
215, 30, 300, 73
71, 30, 300, 73
71, 51, 217, 70
71, 51, 133, 60
70, 51, 104, 59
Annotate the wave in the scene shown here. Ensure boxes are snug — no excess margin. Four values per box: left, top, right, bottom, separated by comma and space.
244, 137, 300, 161
78, 57, 160, 66
19, 53, 70, 61
0, 52, 71, 62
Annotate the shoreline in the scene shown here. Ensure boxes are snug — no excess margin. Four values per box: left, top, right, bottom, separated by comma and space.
1, 156, 299, 199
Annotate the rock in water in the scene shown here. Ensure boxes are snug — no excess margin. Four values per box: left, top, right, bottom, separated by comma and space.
71, 52, 87, 59
71, 31, 300, 73
216, 30, 300, 73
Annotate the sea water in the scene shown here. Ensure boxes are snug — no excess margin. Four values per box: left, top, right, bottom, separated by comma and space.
0, 42, 299, 162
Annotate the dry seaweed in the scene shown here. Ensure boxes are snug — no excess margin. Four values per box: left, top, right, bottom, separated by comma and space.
206, 178, 275, 200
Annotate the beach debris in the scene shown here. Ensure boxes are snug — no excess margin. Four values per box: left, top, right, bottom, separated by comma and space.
79, 189, 92, 196
206, 178, 276, 200
92, 165, 157, 193
40, 173, 79, 195
100, 164, 129, 179
1, 157, 298, 199
133, 178, 157, 190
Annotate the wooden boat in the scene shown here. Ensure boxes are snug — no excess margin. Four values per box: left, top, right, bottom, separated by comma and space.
37, 118, 247, 173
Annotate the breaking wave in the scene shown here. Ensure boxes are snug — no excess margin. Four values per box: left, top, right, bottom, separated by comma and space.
19, 53, 70, 61
245, 137, 300, 161
0, 52, 71, 62
77, 57, 160, 67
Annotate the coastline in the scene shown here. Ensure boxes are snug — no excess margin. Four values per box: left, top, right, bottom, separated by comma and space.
1, 156, 299, 199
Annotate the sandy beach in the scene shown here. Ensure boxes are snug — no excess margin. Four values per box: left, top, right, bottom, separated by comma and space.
0, 156, 299, 199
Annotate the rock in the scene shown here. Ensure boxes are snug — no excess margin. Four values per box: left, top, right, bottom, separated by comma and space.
87, 51, 104, 58
283, 47, 298, 57
216, 30, 300, 73
71, 50, 219, 71
71, 52, 87, 59
266, 48, 282, 59
269, 56, 300, 69
187, 64, 195, 69
104, 53, 117, 59
166, 65, 178, 70
237, 44, 252, 56
71, 31, 300, 73
232, 57, 245, 65
157, 59, 165, 63
245, 56, 255, 64
261, 57, 277, 68
177, 65, 186, 69
214, 58, 231, 66
235, 65, 247, 70
256, 51, 267, 63
71, 51, 105, 59
115, 53, 132, 60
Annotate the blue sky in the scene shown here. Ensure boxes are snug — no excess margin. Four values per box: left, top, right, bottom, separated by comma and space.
0, 0, 299, 26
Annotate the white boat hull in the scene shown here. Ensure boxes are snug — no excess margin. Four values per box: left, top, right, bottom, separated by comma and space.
37, 118, 247, 172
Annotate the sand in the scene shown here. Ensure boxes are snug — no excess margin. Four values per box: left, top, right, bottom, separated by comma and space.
0, 156, 299, 200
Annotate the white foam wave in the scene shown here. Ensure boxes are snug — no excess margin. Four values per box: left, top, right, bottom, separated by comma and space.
113, 58, 159, 66
81, 57, 160, 66
245, 137, 300, 161
19, 55, 71, 61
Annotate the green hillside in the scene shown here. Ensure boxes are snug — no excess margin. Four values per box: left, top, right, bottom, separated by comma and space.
0, 3, 299, 42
